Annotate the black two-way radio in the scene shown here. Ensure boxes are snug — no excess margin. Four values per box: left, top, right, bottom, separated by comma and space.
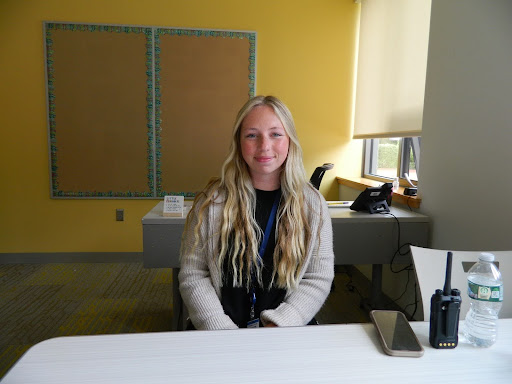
429, 251, 462, 349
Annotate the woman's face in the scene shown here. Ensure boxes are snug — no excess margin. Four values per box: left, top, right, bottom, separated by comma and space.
240, 105, 290, 190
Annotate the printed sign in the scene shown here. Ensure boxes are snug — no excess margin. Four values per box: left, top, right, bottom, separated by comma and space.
163, 195, 184, 217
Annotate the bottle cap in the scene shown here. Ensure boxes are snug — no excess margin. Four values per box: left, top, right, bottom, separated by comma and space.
479, 252, 495, 262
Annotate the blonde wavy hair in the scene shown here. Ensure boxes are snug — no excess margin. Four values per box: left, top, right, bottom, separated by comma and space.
184, 95, 313, 290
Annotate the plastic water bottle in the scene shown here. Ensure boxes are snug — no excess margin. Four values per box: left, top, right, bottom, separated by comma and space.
392, 177, 400, 193
463, 252, 503, 347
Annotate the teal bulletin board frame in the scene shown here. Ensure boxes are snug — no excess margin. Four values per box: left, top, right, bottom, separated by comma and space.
45, 22, 256, 198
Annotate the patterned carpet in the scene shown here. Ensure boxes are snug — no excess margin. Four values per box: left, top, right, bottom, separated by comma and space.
0, 263, 369, 379
0, 263, 174, 378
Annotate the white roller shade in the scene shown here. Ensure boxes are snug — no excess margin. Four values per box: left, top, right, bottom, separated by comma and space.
353, 0, 431, 139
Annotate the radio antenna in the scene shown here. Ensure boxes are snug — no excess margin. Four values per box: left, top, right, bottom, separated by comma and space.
443, 251, 453, 296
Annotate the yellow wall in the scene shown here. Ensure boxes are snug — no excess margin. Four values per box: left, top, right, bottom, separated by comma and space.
0, 0, 362, 254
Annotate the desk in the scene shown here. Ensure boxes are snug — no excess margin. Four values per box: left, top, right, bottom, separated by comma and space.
142, 202, 429, 329
3, 320, 511, 383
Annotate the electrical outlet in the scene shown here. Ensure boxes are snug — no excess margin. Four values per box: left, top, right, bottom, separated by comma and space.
116, 209, 124, 221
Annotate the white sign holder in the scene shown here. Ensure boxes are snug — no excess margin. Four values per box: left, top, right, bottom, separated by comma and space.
163, 195, 184, 217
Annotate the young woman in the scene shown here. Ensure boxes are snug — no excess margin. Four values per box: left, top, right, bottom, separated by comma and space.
179, 95, 334, 329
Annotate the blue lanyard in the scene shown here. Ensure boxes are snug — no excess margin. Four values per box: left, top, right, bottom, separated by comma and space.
258, 192, 280, 258
250, 191, 281, 321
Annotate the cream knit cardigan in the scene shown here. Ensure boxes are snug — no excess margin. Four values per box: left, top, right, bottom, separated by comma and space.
178, 185, 335, 330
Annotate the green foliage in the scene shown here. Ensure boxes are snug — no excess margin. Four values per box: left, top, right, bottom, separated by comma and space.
377, 142, 399, 168
409, 148, 416, 170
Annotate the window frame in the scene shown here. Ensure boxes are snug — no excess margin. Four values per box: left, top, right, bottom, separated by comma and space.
363, 137, 421, 186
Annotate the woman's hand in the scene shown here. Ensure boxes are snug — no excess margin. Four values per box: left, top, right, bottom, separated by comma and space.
264, 322, 277, 327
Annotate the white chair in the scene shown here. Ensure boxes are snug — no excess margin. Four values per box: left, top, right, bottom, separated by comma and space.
410, 246, 511, 321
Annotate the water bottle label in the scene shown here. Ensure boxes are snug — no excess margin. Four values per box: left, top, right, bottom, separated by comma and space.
468, 281, 503, 302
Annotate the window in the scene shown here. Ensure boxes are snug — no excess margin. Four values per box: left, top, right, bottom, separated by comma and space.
364, 137, 421, 184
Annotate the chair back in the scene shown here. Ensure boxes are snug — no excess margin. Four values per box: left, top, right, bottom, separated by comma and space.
410, 246, 512, 321
309, 163, 334, 190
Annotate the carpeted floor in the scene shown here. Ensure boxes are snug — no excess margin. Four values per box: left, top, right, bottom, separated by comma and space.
0, 263, 174, 378
0, 263, 369, 379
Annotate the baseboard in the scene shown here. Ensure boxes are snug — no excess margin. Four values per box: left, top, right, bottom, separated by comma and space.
0, 252, 143, 264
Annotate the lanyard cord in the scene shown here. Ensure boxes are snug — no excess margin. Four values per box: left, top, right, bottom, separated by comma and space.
257, 192, 280, 258
250, 190, 281, 320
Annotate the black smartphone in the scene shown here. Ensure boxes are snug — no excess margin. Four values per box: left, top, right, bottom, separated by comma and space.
370, 310, 424, 357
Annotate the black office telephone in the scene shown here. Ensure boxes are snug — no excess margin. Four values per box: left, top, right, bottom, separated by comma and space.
350, 183, 393, 214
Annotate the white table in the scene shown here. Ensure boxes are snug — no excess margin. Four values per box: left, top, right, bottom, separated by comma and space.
3, 320, 511, 383
142, 202, 429, 329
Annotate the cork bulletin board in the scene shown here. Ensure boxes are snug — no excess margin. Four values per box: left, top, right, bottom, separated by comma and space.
45, 22, 256, 198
